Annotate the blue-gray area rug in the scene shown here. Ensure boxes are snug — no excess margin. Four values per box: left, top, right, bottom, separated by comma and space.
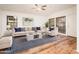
1, 36, 58, 54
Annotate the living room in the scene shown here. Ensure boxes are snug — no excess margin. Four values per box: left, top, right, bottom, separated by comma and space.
0, 4, 77, 54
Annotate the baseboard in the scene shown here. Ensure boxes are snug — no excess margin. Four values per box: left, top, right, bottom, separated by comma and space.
58, 33, 77, 38
76, 49, 79, 52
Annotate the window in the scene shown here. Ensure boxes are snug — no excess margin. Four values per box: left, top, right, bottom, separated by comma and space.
56, 16, 66, 34
48, 16, 66, 34
7, 16, 17, 30
49, 18, 55, 28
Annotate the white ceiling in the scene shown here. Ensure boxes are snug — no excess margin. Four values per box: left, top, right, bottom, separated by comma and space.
0, 4, 76, 15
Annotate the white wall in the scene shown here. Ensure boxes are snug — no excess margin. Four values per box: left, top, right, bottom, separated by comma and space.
49, 7, 76, 37
77, 5, 79, 52
0, 10, 48, 34
0, 6, 76, 37
0, 10, 1, 33
0, 14, 1, 33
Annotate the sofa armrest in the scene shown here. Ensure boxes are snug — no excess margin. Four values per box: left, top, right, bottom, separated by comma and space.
0, 36, 12, 49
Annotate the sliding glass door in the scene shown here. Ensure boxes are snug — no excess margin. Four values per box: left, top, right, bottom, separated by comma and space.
56, 16, 66, 34
49, 18, 55, 28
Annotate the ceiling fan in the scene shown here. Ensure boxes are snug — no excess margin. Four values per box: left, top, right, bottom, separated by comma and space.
32, 4, 47, 11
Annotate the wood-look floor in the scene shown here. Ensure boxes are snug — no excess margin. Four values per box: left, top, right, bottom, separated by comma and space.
16, 35, 77, 54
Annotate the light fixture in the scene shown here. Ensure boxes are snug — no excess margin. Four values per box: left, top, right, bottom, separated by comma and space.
32, 4, 47, 11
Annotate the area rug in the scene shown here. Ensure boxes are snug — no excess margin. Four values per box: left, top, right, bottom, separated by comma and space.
1, 36, 58, 54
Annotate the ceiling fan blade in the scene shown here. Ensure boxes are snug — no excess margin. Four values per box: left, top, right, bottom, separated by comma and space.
42, 5, 47, 7
41, 7, 46, 10
35, 4, 38, 7
32, 4, 47, 11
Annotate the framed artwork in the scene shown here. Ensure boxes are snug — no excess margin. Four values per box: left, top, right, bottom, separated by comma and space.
22, 17, 33, 27
49, 18, 55, 28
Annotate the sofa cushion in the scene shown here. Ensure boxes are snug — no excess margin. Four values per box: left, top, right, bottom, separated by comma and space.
21, 28, 25, 31
36, 27, 41, 30
15, 28, 21, 32
49, 28, 54, 31
15, 27, 25, 32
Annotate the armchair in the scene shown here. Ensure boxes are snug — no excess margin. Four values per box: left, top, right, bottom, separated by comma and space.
47, 27, 58, 36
